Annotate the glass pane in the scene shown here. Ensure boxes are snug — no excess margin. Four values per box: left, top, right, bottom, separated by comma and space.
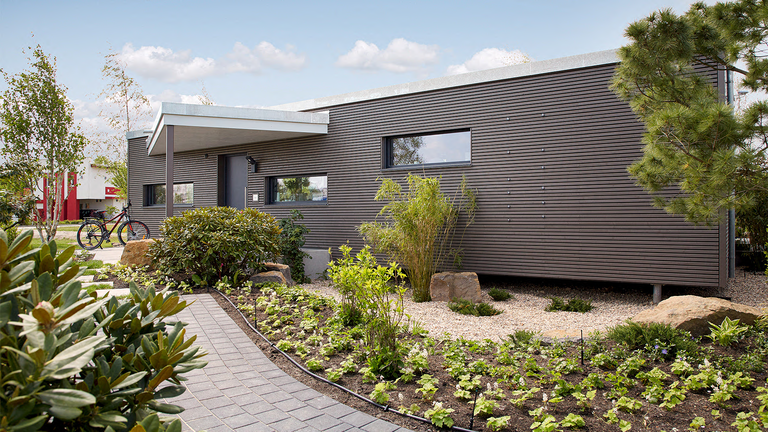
273, 176, 327, 203
148, 183, 192, 205
173, 183, 194, 204
390, 130, 471, 166
152, 184, 166, 205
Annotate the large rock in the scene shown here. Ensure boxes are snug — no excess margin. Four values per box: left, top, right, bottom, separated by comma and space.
430, 272, 482, 302
249, 271, 287, 286
120, 239, 155, 268
262, 262, 295, 287
632, 295, 763, 336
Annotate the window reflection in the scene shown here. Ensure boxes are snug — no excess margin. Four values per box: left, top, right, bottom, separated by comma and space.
389, 130, 471, 167
272, 175, 327, 203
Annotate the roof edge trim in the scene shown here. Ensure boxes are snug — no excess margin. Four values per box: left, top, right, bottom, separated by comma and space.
269, 49, 619, 112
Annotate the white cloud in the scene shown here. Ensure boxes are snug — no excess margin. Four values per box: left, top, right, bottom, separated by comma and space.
119, 42, 307, 83
336, 38, 440, 73
119, 44, 217, 83
446, 48, 531, 76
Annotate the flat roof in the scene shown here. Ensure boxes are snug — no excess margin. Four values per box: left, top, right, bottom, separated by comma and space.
270, 49, 619, 112
145, 103, 329, 156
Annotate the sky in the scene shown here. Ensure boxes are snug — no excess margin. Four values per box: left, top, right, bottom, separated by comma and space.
0, 0, 706, 137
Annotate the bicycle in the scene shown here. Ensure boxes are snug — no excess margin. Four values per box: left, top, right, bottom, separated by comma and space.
76, 201, 150, 250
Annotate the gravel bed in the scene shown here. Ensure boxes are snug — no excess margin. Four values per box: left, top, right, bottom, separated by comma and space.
302, 269, 767, 342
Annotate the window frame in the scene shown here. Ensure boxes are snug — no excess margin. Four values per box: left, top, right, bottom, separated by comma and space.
266, 174, 328, 206
143, 182, 194, 207
383, 128, 472, 170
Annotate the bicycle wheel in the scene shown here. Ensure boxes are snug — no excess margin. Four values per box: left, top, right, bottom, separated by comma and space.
77, 221, 105, 250
117, 221, 150, 245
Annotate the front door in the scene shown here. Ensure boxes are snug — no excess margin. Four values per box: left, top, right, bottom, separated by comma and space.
224, 154, 247, 209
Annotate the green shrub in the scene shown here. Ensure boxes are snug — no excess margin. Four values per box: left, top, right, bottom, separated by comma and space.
327, 244, 408, 379
448, 298, 502, 316
545, 296, 594, 313
148, 207, 281, 286
448, 298, 476, 315
709, 317, 749, 347
359, 174, 477, 302
488, 287, 512, 301
508, 329, 538, 347
0, 228, 207, 431
278, 209, 311, 283
607, 321, 698, 358
476, 302, 503, 316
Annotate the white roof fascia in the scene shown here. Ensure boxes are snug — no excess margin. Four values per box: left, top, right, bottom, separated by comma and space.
146, 102, 330, 156
270, 49, 619, 112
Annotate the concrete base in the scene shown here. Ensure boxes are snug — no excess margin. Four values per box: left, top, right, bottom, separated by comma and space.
302, 248, 331, 280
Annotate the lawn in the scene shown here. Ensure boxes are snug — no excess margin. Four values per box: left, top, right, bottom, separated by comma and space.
28, 237, 75, 250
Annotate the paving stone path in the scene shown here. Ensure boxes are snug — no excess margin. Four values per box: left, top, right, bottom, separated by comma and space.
166, 294, 412, 432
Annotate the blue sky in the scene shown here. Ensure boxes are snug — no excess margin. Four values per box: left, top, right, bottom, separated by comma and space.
1, 0, 702, 133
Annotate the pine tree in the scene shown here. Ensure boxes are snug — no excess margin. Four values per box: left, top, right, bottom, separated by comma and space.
611, 1, 768, 232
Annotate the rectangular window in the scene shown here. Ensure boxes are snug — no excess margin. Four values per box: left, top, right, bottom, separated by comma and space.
269, 175, 327, 204
386, 130, 471, 167
144, 183, 194, 206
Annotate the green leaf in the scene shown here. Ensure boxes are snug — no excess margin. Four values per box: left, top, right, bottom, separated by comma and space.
0, 300, 12, 326
48, 405, 82, 421
146, 400, 184, 414
38, 388, 96, 408
154, 384, 186, 399
35, 272, 53, 302
112, 371, 147, 389
88, 411, 128, 429
163, 419, 182, 432
148, 365, 174, 390
139, 413, 161, 431
8, 414, 48, 432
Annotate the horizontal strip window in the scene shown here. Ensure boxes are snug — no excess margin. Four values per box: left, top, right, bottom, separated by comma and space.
144, 183, 194, 206
386, 129, 471, 168
269, 175, 327, 204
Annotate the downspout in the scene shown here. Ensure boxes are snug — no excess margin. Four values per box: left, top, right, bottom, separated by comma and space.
726, 69, 736, 279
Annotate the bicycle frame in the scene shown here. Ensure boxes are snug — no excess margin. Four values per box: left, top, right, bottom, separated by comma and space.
93, 209, 130, 239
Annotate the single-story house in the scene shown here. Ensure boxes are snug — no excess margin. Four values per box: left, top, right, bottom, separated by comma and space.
126, 49, 733, 290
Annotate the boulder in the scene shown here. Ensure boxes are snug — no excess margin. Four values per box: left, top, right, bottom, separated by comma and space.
430, 272, 482, 302
631, 295, 763, 336
249, 271, 287, 286
263, 262, 295, 286
120, 239, 155, 268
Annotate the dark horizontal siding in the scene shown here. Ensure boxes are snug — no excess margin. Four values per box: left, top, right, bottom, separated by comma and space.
127, 62, 724, 288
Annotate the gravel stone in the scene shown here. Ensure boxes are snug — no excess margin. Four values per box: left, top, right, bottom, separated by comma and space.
302, 269, 767, 342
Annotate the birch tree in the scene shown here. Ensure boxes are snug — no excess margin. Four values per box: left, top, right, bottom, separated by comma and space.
0, 45, 88, 241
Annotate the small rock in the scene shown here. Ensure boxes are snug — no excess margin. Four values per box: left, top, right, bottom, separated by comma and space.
631, 295, 763, 336
120, 239, 155, 268
430, 272, 482, 302
250, 271, 287, 285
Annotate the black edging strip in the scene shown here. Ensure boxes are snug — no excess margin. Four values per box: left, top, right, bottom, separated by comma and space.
211, 288, 479, 432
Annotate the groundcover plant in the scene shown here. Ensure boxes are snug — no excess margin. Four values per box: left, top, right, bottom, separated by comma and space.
104, 265, 768, 432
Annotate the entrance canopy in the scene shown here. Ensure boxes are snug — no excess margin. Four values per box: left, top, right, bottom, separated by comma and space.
147, 102, 329, 156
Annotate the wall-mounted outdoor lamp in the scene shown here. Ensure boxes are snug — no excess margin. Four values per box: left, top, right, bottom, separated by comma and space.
246, 155, 258, 173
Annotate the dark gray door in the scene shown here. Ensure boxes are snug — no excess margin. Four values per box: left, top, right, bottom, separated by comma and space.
225, 155, 247, 209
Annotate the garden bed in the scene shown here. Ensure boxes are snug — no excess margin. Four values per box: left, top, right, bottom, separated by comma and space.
208, 282, 767, 432
94, 263, 768, 431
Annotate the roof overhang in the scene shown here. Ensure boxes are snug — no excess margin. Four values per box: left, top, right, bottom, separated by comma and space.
146, 102, 329, 156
